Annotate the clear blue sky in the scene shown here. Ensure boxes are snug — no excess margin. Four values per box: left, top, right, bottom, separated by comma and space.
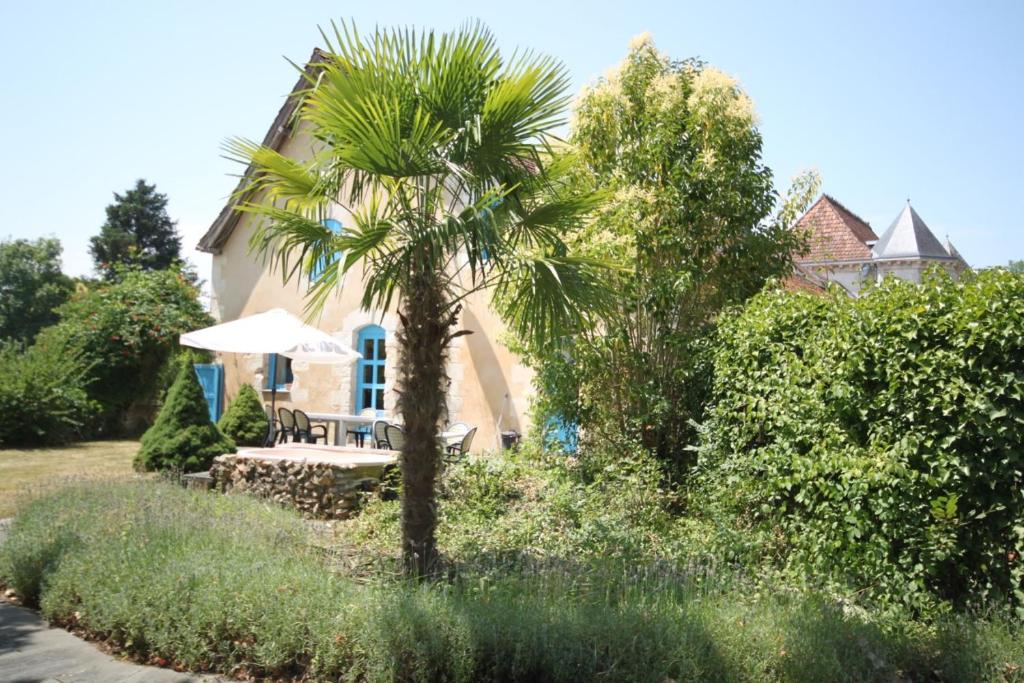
1, 0, 1021, 278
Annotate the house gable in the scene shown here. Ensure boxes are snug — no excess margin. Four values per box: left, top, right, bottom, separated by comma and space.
198, 48, 327, 255
796, 194, 878, 264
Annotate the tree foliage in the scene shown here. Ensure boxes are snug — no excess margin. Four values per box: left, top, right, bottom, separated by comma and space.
37, 267, 213, 436
0, 237, 74, 344
217, 383, 269, 447
697, 269, 1024, 612
89, 179, 183, 279
234, 21, 610, 576
519, 35, 819, 467
135, 360, 235, 472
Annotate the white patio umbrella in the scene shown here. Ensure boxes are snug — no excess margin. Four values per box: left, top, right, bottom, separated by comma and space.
180, 308, 361, 443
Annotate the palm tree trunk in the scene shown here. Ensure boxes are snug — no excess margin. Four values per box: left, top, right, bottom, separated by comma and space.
396, 274, 450, 578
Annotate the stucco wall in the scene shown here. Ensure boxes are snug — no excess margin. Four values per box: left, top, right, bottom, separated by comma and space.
206, 129, 534, 451
804, 259, 965, 295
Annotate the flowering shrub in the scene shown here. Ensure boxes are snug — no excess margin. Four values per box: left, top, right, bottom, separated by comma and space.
36, 266, 212, 436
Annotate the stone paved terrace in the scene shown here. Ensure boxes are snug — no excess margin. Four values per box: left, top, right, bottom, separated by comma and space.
211, 444, 397, 519
233, 443, 396, 467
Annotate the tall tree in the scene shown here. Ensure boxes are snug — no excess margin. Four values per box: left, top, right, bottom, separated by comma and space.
233, 22, 608, 576
521, 35, 819, 468
89, 179, 182, 278
0, 237, 74, 343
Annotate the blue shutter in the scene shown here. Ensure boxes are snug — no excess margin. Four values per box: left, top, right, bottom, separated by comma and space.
193, 363, 224, 423
355, 325, 386, 414
310, 219, 344, 283
265, 354, 292, 390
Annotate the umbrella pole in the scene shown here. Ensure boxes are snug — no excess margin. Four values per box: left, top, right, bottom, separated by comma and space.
267, 385, 278, 448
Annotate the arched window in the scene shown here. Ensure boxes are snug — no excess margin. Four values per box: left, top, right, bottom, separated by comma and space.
356, 325, 386, 413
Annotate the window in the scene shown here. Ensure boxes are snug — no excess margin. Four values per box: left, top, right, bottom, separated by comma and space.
355, 325, 386, 413
479, 198, 503, 262
264, 353, 293, 391
310, 218, 344, 283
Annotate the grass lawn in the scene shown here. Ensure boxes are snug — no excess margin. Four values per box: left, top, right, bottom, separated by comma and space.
0, 441, 139, 518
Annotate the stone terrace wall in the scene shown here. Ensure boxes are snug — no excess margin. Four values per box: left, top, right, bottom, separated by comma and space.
211, 454, 391, 519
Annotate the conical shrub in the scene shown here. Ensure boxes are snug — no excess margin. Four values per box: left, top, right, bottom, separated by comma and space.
217, 383, 269, 447
135, 360, 235, 472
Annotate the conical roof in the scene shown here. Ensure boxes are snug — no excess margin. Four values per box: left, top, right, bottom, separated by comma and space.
944, 237, 965, 262
872, 203, 952, 260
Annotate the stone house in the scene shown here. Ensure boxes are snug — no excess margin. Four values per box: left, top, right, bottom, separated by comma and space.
196, 51, 532, 451
793, 195, 968, 295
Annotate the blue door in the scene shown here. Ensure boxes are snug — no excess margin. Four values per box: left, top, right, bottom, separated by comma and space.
193, 363, 224, 423
545, 416, 578, 454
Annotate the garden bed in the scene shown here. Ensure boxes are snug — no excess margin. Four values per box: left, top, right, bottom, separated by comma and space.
2, 478, 1023, 682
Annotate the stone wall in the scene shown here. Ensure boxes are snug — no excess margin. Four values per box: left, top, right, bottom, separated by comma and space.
211, 454, 391, 519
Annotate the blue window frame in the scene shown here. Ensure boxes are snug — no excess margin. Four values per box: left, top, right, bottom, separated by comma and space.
264, 353, 293, 390
310, 218, 344, 283
355, 325, 386, 413
480, 198, 503, 262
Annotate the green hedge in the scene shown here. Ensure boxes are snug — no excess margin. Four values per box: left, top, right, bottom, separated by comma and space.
698, 269, 1024, 612
2, 480, 1022, 681
0, 340, 97, 447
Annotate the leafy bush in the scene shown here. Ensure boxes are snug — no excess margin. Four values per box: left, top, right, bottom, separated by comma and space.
134, 360, 234, 472
697, 269, 1024, 612
37, 266, 213, 436
3, 479, 1023, 682
347, 443, 690, 569
0, 341, 97, 447
217, 383, 268, 447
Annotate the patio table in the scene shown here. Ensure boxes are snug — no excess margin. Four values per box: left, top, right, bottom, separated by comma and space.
303, 411, 464, 447
304, 412, 378, 446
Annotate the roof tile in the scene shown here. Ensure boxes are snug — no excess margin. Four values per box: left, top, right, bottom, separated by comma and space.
795, 195, 878, 263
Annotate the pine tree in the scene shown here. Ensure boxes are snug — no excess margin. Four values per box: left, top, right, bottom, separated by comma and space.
135, 360, 234, 472
90, 179, 182, 279
217, 383, 269, 447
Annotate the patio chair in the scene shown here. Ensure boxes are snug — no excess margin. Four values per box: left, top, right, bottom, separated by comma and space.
372, 420, 391, 449
444, 421, 470, 447
293, 409, 328, 444
384, 424, 405, 451
445, 427, 477, 462
347, 408, 376, 448
276, 407, 297, 444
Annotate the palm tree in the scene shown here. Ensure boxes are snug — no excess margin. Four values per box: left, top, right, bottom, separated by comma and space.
229, 21, 608, 577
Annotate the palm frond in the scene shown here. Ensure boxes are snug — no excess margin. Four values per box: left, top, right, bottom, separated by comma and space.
223, 138, 326, 212
491, 254, 615, 350
233, 20, 615, 342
